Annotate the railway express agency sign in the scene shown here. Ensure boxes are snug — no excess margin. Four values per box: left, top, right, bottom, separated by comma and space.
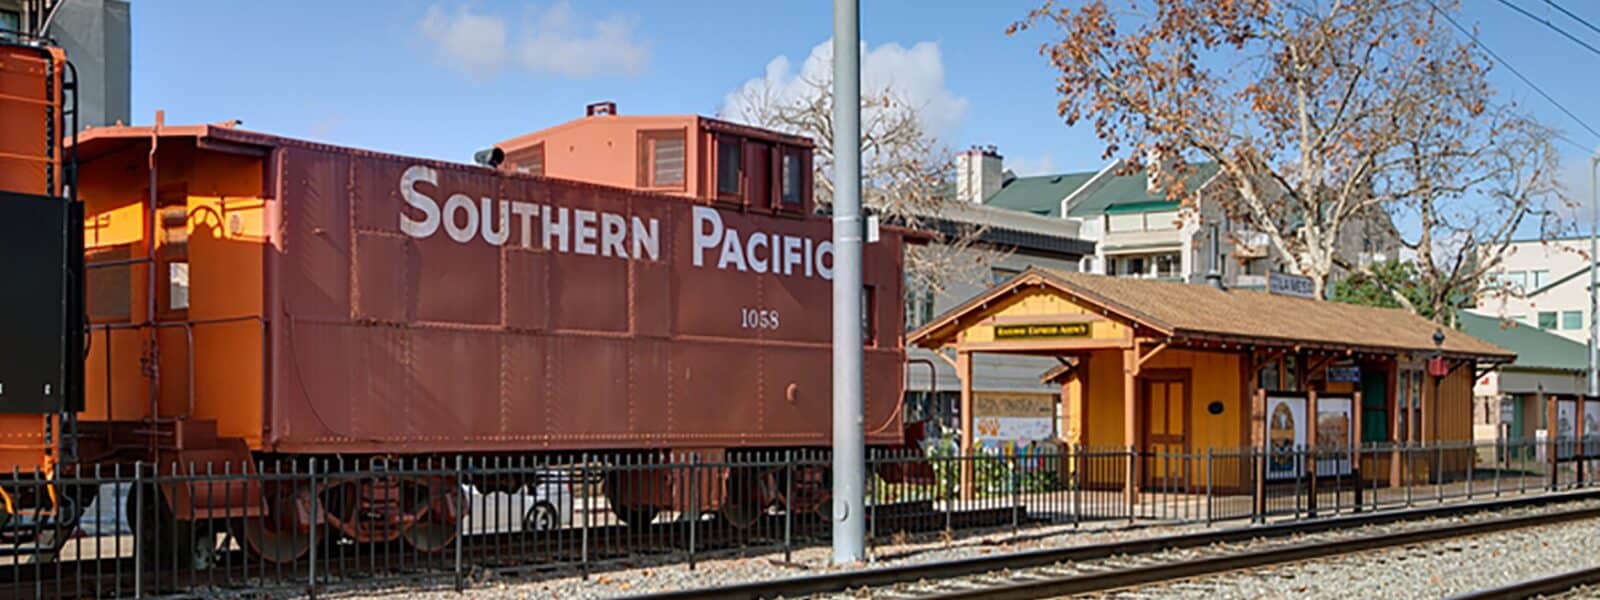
993, 322, 1090, 340
398, 165, 835, 280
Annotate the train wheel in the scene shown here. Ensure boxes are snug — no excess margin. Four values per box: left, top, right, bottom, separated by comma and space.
720, 472, 761, 530
399, 480, 458, 553
241, 485, 314, 563
128, 485, 220, 571
612, 506, 658, 527
602, 473, 658, 528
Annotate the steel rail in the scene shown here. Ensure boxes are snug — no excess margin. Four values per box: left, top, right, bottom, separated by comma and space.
1447, 565, 1600, 600
638, 489, 1600, 600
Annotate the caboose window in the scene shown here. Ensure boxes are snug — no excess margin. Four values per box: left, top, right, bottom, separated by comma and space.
645, 130, 685, 188
862, 284, 877, 346
781, 152, 803, 206
717, 136, 742, 196
168, 262, 190, 311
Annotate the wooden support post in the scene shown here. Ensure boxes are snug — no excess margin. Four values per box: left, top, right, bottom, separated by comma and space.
1123, 346, 1140, 508
1306, 388, 1319, 516
1390, 366, 1403, 488
958, 350, 974, 501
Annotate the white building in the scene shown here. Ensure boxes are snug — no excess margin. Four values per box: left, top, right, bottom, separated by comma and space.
962, 146, 1398, 291
1472, 237, 1594, 344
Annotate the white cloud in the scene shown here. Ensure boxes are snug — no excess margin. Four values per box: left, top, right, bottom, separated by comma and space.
418, 4, 509, 77
719, 39, 969, 138
417, 2, 648, 79
1006, 153, 1057, 176
517, 3, 648, 78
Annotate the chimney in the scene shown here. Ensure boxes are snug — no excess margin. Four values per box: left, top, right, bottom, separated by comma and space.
1146, 147, 1175, 195
956, 145, 1003, 204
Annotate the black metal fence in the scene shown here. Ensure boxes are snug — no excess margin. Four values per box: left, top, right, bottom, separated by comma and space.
1, 438, 1598, 598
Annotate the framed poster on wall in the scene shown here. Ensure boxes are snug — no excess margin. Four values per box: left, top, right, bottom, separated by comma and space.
1266, 396, 1306, 480
1558, 399, 1577, 460
1316, 397, 1354, 476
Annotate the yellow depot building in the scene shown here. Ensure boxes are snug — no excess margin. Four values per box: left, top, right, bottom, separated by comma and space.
907, 269, 1514, 500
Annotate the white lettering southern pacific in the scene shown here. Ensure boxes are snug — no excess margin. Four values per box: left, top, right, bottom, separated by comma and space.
400, 165, 831, 279
400, 165, 659, 260
691, 206, 833, 280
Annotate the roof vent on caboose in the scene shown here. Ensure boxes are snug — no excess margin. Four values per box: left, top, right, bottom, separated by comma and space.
906, 268, 1515, 501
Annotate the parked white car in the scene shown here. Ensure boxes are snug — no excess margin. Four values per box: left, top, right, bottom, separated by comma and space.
460, 469, 575, 535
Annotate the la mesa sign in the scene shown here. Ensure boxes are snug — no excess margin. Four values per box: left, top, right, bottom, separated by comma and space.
398, 165, 835, 280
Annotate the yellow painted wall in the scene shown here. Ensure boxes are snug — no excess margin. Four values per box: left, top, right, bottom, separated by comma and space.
79, 142, 270, 448
1075, 347, 1248, 489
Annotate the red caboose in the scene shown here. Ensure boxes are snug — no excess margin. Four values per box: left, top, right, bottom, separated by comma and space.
70, 117, 907, 559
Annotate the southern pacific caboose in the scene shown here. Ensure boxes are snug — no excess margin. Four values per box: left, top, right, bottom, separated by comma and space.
3, 97, 913, 562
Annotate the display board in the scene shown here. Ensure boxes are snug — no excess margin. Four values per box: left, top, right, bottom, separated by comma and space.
1267, 395, 1306, 480
1316, 397, 1354, 476
973, 392, 1056, 449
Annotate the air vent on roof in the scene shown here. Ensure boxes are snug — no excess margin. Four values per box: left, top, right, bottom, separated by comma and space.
586, 101, 617, 117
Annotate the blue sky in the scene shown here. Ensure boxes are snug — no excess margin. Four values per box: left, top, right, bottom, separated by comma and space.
131, 1, 1600, 198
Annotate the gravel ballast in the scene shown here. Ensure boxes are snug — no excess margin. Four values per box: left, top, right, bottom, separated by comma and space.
1114, 518, 1600, 599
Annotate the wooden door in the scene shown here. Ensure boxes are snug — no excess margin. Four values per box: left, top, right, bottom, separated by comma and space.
1142, 375, 1189, 489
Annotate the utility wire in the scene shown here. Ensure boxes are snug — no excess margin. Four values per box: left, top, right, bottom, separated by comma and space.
1497, 0, 1600, 59
1544, 0, 1600, 39
1426, 0, 1600, 141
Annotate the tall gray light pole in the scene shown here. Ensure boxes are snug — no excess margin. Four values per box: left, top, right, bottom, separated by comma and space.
830, 0, 866, 565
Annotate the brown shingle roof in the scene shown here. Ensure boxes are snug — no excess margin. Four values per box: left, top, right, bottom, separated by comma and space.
911, 268, 1514, 361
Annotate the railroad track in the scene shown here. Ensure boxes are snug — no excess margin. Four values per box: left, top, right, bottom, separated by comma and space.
641, 489, 1600, 600
0, 500, 1019, 599
1448, 566, 1600, 600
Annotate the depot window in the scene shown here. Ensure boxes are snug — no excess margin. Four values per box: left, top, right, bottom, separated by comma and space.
638, 130, 685, 189
717, 136, 743, 197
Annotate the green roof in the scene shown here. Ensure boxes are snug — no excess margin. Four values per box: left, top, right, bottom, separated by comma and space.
980, 162, 1221, 219
1459, 312, 1583, 372
1065, 162, 1220, 217
983, 172, 1098, 218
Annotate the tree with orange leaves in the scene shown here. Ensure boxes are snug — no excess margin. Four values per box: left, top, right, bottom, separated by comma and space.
1012, 0, 1569, 311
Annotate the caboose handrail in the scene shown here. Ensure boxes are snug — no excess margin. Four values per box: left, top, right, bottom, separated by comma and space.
87, 315, 267, 421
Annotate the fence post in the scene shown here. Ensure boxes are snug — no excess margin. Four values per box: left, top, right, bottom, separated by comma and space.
1466, 443, 1475, 500
944, 448, 954, 535
454, 455, 465, 592
784, 449, 793, 564
688, 455, 698, 570
1204, 448, 1213, 527
580, 454, 590, 579
1252, 447, 1265, 524
1072, 446, 1083, 529
133, 462, 143, 599
308, 459, 318, 599
1125, 446, 1136, 524
1436, 443, 1444, 504
1353, 443, 1363, 512
1405, 445, 1414, 507
1010, 452, 1020, 536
